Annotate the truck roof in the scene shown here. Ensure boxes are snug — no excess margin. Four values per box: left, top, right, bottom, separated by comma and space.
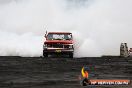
48, 32, 72, 34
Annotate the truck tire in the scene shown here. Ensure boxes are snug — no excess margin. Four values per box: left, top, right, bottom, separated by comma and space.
43, 51, 48, 57
44, 54, 48, 57
69, 53, 73, 58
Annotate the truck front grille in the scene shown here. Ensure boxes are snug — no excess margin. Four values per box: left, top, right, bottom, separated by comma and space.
52, 44, 63, 48
47, 44, 69, 48
64, 45, 69, 48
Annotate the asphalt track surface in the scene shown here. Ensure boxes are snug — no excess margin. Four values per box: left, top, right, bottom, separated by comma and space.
0, 56, 132, 88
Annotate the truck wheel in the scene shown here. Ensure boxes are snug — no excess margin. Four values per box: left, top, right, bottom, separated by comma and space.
43, 51, 48, 57
69, 53, 73, 58
43, 53, 48, 57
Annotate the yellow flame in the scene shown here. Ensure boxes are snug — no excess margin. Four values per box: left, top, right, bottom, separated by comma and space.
81, 67, 85, 77
81, 67, 89, 78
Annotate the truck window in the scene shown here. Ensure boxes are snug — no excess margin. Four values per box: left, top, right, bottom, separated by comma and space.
47, 33, 72, 40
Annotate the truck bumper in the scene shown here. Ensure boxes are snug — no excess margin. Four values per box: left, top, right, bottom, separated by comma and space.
43, 48, 74, 54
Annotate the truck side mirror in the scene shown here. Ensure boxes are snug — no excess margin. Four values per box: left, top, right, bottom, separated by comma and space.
44, 34, 46, 38
44, 31, 47, 38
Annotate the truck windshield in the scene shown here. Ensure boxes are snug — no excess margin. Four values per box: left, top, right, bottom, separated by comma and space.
47, 33, 72, 40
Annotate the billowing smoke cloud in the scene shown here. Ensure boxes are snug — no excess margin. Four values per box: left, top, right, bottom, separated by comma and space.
0, 0, 132, 57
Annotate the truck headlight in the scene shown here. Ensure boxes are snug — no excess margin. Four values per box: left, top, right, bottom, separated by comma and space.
43, 44, 47, 50
69, 45, 73, 49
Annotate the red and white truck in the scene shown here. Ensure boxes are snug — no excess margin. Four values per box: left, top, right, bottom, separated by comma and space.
43, 32, 74, 58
